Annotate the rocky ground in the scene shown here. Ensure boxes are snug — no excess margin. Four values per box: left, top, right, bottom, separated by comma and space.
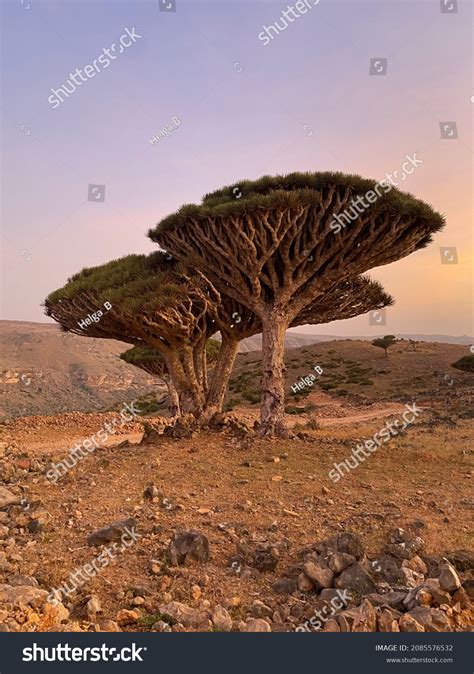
0, 404, 472, 633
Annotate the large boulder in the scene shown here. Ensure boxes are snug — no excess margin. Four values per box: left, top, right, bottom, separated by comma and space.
334, 563, 377, 596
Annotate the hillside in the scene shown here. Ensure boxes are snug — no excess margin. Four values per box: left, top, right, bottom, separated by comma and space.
1, 321, 472, 419
0, 321, 164, 419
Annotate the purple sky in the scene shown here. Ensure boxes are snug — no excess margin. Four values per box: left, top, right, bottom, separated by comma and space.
1, 0, 472, 336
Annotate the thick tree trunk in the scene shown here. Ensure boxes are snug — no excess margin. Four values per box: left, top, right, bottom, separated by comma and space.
166, 351, 200, 415
165, 378, 180, 417
200, 336, 239, 423
180, 346, 206, 415
259, 313, 290, 437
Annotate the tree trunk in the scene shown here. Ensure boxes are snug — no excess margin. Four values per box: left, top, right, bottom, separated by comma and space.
200, 335, 239, 423
166, 351, 200, 415
165, 378, 180, 417
259, 313, 290, 437
180, 346, 206, 415
193, 336, 208, 395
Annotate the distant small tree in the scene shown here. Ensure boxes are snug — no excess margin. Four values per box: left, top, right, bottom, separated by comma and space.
372, 335, 397, 358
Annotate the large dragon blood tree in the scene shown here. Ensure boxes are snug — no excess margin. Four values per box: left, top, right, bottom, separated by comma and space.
44, 252, 219, 415
201, 274, 394, 422
149, 172, 444, 436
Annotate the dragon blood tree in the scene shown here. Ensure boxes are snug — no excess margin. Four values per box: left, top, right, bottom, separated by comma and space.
44, 252, 219, 415
202, 274, 394, 422
120, 346, 181, 417
149, 172, 444, 436
121, 339, 222, 418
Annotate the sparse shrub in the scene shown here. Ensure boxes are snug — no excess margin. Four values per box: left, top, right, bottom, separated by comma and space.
451, 355, 474, 373
285, 405, 307, 415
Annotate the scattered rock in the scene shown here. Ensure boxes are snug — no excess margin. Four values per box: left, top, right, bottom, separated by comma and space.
243, 618, 271, 632
352, 599, 377, 632
399, 613, 425, 632
168, 531, 210, 566
334, 563, 377, 595
116, 609, 140, 626
0, 487, 21, 510
212, 605, 232, 631
271, 578, 297, 595
87, 518, 137, 546
438, 562, 461, 592
329, 552, 356, 575
303, 561, 334, 589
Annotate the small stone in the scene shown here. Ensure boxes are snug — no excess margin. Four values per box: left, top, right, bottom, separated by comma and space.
329, 552, 356, 575
97, 620, 121, 632
303, 561, 334, 589
87, 518, 137, 546
336, 533, 364, 560
271, 475, 283, 482
212, 605, 232, 631
297, 572, 315, 592
402, 555, 428, 575
243, 618, 271, 632
399, 614, 425, 632
152, 620, 172, 632
116, 609, 140, 625
0, 487, 21, 510
351, 599, 377, 632
143, 483, 160, 500
168, 531, 210, 566
86, 595, 102, 618
251, 600, 273, 619
323, 618, 340, 632
132, 596, 145, 607
271, 578, 297, 595
438, 562, 461, 592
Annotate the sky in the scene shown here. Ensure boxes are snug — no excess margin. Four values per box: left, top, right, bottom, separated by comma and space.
1, 0, 472, 337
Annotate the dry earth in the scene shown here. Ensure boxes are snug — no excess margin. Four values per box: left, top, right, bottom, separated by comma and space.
0, 340, 472, 633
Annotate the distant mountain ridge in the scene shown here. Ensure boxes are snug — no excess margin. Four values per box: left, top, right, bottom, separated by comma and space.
240, 332, 473, 352
0, 320, 163, 419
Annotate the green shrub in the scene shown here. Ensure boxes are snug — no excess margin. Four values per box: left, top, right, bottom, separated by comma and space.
451, 355, 474, 373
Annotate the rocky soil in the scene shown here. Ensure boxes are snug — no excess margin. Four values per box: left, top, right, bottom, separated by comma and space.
0, 416, 472, 633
